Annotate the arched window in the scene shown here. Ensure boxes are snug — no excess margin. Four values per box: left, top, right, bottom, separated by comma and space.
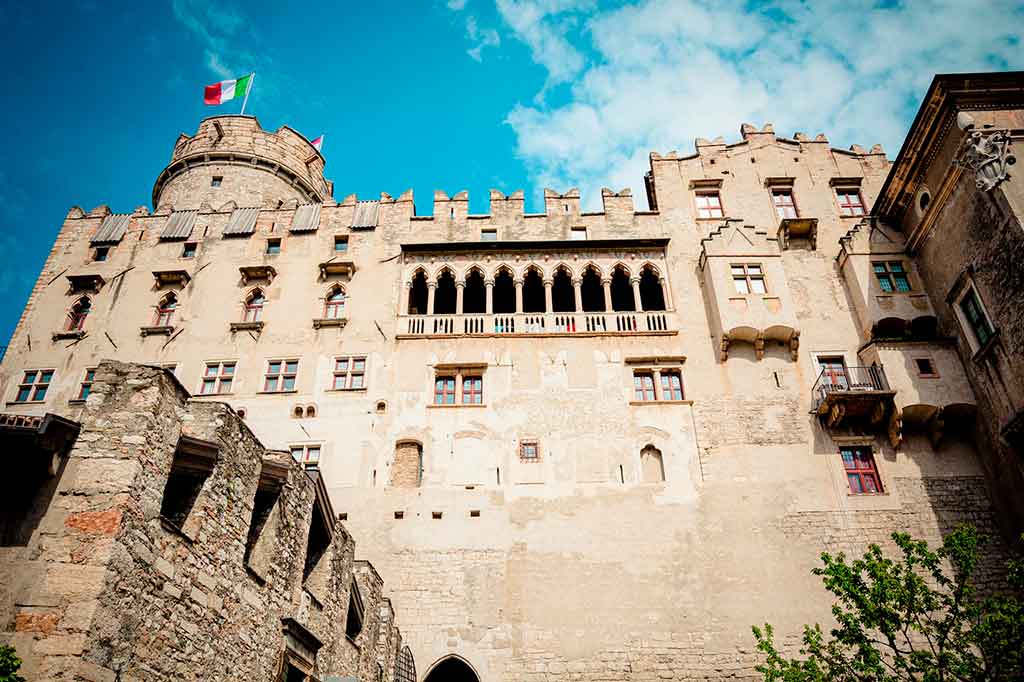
610, 265, 635, 312
394, 646, 417, 682
408, 270, 428, 315
580, 266, 605, 312
424, 656, 480, 682
434, 269, 456, 314
551, 267, 575, 312
641, 444, 665, 483
522, 267, 545, 313
493, 268, 515, 314
463, 268, 486, 314
243, 289, 265, 322
639, 264, 666, 311
154, 293, 177, 327
66, 296, 91, 331
324, 286, 346, 319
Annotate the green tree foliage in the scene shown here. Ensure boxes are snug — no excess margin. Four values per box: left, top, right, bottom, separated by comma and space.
753, 525, 1023, 681
0, 644, 25, 682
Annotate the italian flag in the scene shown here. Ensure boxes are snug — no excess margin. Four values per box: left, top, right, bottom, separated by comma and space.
204, 73, 253, 106
311, 135, 324, 152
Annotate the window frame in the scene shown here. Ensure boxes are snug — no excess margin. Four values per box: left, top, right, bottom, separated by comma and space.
660, 370, 684, 401
633, 371, 656, 401
154, 294, 177, 327
243, 290, 265, 322
519, 439, 540, 463
731, 263, 767, 295
914, 357, 939, 378
265, 238, 282, 255
290, 443, 322, 470
331, 355, 367, 390
181, 242, 197, 259
211, 176, 223, 187
835, 188, 866, 217
771, 188, 799, 219
695, 191, 725, 219
93, 246, 110, 262
840, 445, 883, 495
66, 296, 91, 331
15, 369, 54, 403
431, 365, 487, 406
569, 226, 588, 240
263, 359, 299, 393
324, 287, 346, 319
873, 261, 912, 293
480, 228, 498, 241
434, 375, 456, 405
199, 361, 236, 395
461, 374, 483, 404
333, 235, 349, 253
954, 283, 996, 352
75, 367, 97, 401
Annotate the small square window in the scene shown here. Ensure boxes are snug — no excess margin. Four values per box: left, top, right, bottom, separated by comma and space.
181, 242, 197, 259
211, 176, 223, 188
93, 246, 109, 262
481, 229, 497, 241
334, 236, 348, 253
914, 358, 938, 377
266, 239, 281, 255
519, 440, 540, 462
569, 227, 587, 240
695, 192, 725, 219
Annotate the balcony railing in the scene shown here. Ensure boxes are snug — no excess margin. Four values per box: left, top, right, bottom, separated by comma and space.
400, 311, 675, 338
812, 365, 895, 428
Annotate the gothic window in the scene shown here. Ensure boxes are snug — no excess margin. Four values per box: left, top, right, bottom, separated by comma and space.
324, 286, 346, 319
263, 359, 298, 392
15, 370, 53, 403
408, 270, 428, 315
580, 266, 605, 312
522, 267, 545, 313
154, 293, 177, 327
639, 265, 666, 311
641, 445, 665, 483
551, 267, 575, 312
610, 266, 634, 312
434, 269, 457, 315
66, 296, 91, 331
873, 262, 911, 292
772, 189, 798, 219
463, 269, 486, 314
394, 646, 417, 682
840, 446, 882, 494
731, 264, 766, 294
244, 289, 265, 322
835, 188, 865, 216
695, 191, 724, 218
493, 268, 516, 314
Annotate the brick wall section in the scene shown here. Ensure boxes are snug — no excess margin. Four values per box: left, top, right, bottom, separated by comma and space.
390, 442, 421, 487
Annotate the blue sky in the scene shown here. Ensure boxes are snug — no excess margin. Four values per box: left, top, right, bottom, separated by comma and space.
1, 0, 1022, 346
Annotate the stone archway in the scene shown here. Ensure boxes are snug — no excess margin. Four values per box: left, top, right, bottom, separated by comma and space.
423, 655, 481, 682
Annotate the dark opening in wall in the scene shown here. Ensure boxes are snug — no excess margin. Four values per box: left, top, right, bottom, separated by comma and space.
408, 270, 428, 315
493, 268, 516, 314
160, 436, 218, 531
581, 266, 605, 312
303, 505, 331, 581
245, 486, 279, 564
610, 266, 635, 312
345, 581, 364, 640
639, 265, 666, 311
522, 268, 546, 313
463, 269, 486, 314
434, 269, 457, 314
551, 267, 575, 312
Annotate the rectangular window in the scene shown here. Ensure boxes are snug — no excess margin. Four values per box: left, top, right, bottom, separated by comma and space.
914, 358, 938, 377
818, 357, 849, 390
15, 369, 54, 403
334, 236, 348, 253
76, 368, 96, 401
462, 375, 483, 404
633, 371, 656, 401
695, 192, 724, 219
93, 246, 109, 262
731, 264, 767, 294
332, 356, 366, 390
959, 287, 995, 348
211, 176, 223, 187
519, 440, 540, 462
772, 189, 798, 219
660, 370, 683, 400
434, 376, 456, 404
873, 261, 911, 292
266, 238, 281, 255
570, 227, 587, 240
290, 444, 321, 470
200, 361, 235, 395
836, 188, 865, 216
841, 446, 882, 494
481, 228, 497, 241
264, 360, 298, 392
181, 242, 197, 259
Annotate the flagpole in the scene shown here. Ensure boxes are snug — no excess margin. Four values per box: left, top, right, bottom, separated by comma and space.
240, 72, 254, 115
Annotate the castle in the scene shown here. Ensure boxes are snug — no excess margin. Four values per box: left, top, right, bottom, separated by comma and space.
0, 71, 1021, 681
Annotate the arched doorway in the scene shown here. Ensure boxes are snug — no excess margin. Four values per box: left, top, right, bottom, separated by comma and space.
423, 655, 481, 682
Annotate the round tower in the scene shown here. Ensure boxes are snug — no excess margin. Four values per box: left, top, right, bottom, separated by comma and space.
152, 115, 333, 210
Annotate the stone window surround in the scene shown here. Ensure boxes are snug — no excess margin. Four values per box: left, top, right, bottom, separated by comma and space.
830, 436, 890, 498
11, 368, 55, 405
429, 363, 487, 408
198, 360, 237, 396
290, 443, 322, 469
402, 259, 672, 316
872, 260, 914, 293
948, 275, 997, 355
519, 438, 540, 462
331, 355, 367, 391
262, 358, 299, 394
625, 356, 689, 405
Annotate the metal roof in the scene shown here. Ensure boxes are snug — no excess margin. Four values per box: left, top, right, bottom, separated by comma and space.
351, 201, 379, 229
290, 203, 321, 233
223, 207, 259, 236
160, 210, 198, 240
91, 214, 131, 244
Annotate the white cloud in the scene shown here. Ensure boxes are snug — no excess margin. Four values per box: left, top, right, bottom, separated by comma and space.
466, 15, 501, 62
485, 0, 1024, 208
448, 0, 468, 9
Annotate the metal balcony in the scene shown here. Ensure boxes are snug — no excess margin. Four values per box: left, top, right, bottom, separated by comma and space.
812, 365, 896, 430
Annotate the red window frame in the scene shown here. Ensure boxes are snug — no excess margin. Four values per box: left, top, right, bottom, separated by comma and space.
836, 189, 865, 216
519, 440, 540, 462
332, 356, 366, 389
772, 189, 798, 219
244, 291, 265, 322
154, 296, 177, 327
77, 368, 96, 400
660, 371, 683, 400
841, 446, 882, 494
324, 289, 346, 319
818, 357, 849, 390
200, 361, 235, 395
264, 359, 298, 392
462, 375, 483, 404
634, 372, 656, 401
290, 444, 321, 469
695, 191, 724, 219
16, 369, 53, 403
66, 297, 91, 331
434, 376, 456, 404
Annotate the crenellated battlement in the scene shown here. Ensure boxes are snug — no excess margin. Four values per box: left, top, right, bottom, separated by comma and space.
651, 122, 887, 161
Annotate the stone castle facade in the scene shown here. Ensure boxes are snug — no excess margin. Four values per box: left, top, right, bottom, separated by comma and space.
0, 71, 1022, 681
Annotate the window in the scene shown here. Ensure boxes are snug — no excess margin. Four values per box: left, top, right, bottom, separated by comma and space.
660, 370, 683, 400
200, 361, 235, 395
481, 228, 497, 241
15, 370, 53, 403
772, 189, 798, 219
154, 294, 177, 327
181, 242, 197, 258
324, 287, 346, 319
958, 287, 995, 348
332, 356, 366, 389
290, 444, 321, 469
695, 192, 724, 218
817, 357, 849, 390
76, 368, 96, 400
66, 297, 91, 331
434, 376, 456, 404
264, 360, 298, 392
160, 461, 211, 528
334, 235, 348, 253
731, 264, 766, 294
836, 188, 865, 216
345, 581, 364, 639
211, 176, 223, 187
266, 238, 281, 255
243, 290, 265, 322
841, 446, 882, 494
633, 372, 656, 401
915, 358, 938, 377
462, 375, 483, 404
93, 246, 109, 262
873, 262, 911, 292
570, 226, 587, 240
519, 440, 540, 462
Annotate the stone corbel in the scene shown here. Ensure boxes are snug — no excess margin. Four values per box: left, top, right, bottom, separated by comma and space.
888, 409, 903, 450
788, 330, 801, 361
719, 333, 730, 362
928, 409, 946, 450
754, 333, 765, 360
954, 114, 1016, 192
827, 402, 846, 429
